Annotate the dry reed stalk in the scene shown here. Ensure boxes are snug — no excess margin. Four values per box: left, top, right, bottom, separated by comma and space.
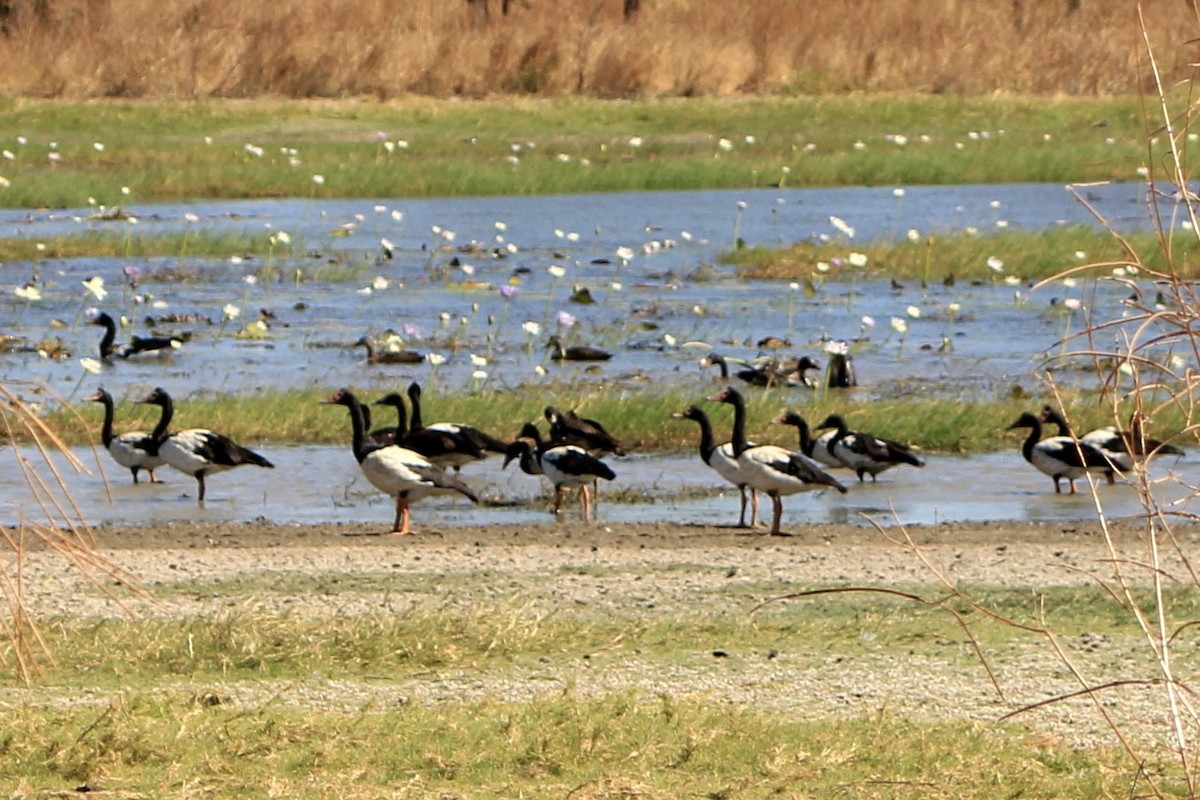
0, 383, 146, 685
757, 7, 1200, 792
0, 0, 1193, 99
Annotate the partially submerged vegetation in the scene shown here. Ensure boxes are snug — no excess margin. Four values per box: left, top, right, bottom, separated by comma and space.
726, 226, 1200, 283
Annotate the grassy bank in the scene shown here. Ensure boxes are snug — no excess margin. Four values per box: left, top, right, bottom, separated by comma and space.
725, 226, 1200, 283
4, 579, 1172, 798
0, 95, 1164, 209
40, 385, 1187, 456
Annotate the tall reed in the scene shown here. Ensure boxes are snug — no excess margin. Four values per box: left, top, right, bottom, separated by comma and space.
0, 1, 1191, 99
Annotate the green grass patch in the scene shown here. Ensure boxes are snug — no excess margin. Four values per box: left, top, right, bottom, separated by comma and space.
6, 577, 1188, 797
723, 226, 1196, 283
0, 95, 1170, 208
43, 383, 1189, 455
38, 580, 1200, 686
0, 692, 1127, 799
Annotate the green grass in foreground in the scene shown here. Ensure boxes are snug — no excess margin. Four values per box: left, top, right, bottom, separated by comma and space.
42, 384, 1185, 455
0, 95, 1170, 208
724, 226, 1199, 283
9, 580, 1194, 797
2, 695, 1120, 799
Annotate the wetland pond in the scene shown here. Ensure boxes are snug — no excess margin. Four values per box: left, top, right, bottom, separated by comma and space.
2, 181, 1195, 529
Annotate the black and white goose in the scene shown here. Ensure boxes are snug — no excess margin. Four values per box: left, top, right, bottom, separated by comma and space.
546, 335, 613, 362
1039, 405, 1184, 483
324, 388, 479, 535
373, 391, 487, 470
1008, 411, 1111, 494
85, 387, 166, 483
406, 382, 509, 468
708, 386, 847, 536
87, 309, 182, 359
671, 404, 759, 528
502, 435, 615, 523
137, 387, 274, 503
700, 352, 819, 388
771, 410, 842, 470
816, 414, 924, 482
544, 406, 626, 456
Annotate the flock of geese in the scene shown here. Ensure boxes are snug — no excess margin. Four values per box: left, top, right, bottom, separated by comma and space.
78, 316, 1188, 534
84, 378, 935, 536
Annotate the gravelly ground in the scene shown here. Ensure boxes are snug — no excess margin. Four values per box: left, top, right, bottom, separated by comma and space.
7, 516, 1199, 751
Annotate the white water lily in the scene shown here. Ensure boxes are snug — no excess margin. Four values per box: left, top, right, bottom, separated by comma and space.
426, 352, 447, 366
470, 354, 488, 367
1004, 275, 1021, 286
616, 246, 636, 262
82, 276, 107, 300
223, 303, 240, 320
948, 302, 961, 315
372, 276, 390, 291
312, 174, 325, 186
1063, 298, 1082, 311
906, 305, 921, 319
907, 229, 920, 242
860, 315, 876, 329
986, 256, 1004, 271
890, 317, 907, 334
80, 357, 102, 374
816, 261, 830, 273
548, 265, 566, 278
848, 252, 868, 268
522, 321, 541, 336
14, 284, 41, 301
472, 369, 488, 381
611, 281, 623, 291
893, 188, 906, 198
1062, 277, 1077, 288
824, 339, 849, 355
663, 333, 677, 347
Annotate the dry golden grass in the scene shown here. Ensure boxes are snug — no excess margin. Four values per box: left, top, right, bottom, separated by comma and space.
0, 0, 1193, 99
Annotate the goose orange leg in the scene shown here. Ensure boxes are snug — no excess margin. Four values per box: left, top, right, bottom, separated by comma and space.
392, 497, 413, 535
580, 484, 592, 522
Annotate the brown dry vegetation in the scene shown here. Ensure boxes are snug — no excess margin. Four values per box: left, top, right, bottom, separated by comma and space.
0, 0, 1195, 99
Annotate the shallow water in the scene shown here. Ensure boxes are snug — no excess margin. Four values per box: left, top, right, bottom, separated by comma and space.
6, 444, 1192, 531
2, 182, 1193, 530
0, 182, 1172, 404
